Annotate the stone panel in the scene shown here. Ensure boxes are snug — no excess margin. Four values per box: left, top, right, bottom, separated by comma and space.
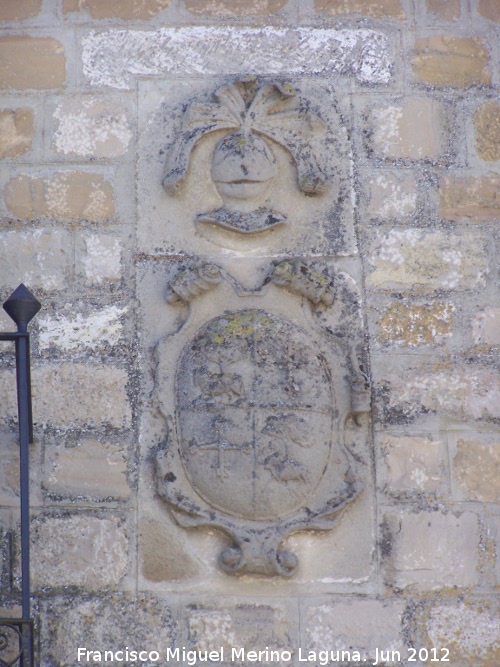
41, 594, 176, 666
52, 97, 132, 158
369, 98, 443, 159
5, 172, 115, 222
413, 36, 491, 87
314, 0, 405, 18
475, 101, 500, 161
0, 364, 131, 429
440, 173, 500, 220
380, 434, 443, 494
0, 109, 34, 159
0, 0, 42, 20
303, 598, 405, 663
185, 0, 288, 16
0, 229, 73, 291
383, 510, 479, 590
31, 514, 128, 589
451, 436, 500, 502
0, 37, 65, 90
63, 0, 171, 18
367, 171, 417, 218
472, 307, 500, 348
366, 228, 489, 290
139, 517, 199, 582
44, 439, 130, 501
377, 302, 454, 347
77, 233, 122, 285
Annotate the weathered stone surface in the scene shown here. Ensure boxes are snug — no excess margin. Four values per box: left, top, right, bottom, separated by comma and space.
63, 0, 171, 18
185, 0, 287, 16
41, 594, 176, 666
139, 518, 198, 581
377, 302, 454, 346
315, 0, 405, 18
304, 599, 405, 662
384, 510, 479, 590
38, 305, 127, 352
475, 101, 500, 161
44, 439, 129, 500
368, 172, 417, 218
381, 435, 443, 493
367, 229, 488, 290
0, 109, 33, 159
472, 307, 500, 347
377, 363, 500, 423
478, 0, 500, 22
82, 28, 393, 88
5, 172, 115, 221
0, 37, 65, 90
186, 601, 294, 655
440, 173, 500, 220
0, 432, 19, 504
413, 37, 491, 87
78, 233, 122, 284
452, 437, 500, 502
32, 514, 128, 589
425, 0, 460, 20
419, 599, 500, 667
0, 364, 131, 429
53, 98, 132, 158
369, 98, 443, 159
0, 0, 42, 20
0, 229, 73, 291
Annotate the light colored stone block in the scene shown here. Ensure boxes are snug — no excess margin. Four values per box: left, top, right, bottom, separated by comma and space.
381, 434, 443, 493
315, 0, 405, 18
367, 228, 489, 290
440, 173, 500, 220
478, 0, 500, 22
63, 0, 171, 18
53, 97, 132, 158
78, 233, 121, 284
38, 305, 127, 352
185, 0, 287, 16
452, 436, 500, 502
304, 598, 405, 662
473, 307, 500, 347
5, 171, 115, 222
413, 36, 491, 87
44, 439, 129, 500
425, 0, 460, 20
0, 0, 42, 20
368, 172, 417, 218
0, 228, 73, 291
0, 364, 131, 429
369, 99, 443, 159
475, 101, 500, 161
0, 109, 33, 159
0, 37, 65, 90
32, 514, 128, 589
82, 28, 393, 89
377, 302, 454, 346
139, 517, 199, 582
385, 510, 479, 590
422, 599, 500, 667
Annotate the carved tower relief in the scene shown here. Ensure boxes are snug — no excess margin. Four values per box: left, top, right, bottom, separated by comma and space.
142, 78, 371, 578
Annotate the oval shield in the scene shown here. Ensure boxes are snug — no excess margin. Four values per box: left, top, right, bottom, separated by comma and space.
176, 310, 336, 521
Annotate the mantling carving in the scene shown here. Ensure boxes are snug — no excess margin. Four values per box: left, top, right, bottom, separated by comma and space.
162, 78, 330, 235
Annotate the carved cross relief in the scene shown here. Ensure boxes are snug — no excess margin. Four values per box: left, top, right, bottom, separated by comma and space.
152, 78, 371, 577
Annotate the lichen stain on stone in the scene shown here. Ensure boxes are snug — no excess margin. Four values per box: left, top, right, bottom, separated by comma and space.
378, 302, 454, 346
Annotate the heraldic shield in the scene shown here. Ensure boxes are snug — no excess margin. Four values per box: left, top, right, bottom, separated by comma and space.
155, 266, 367, 577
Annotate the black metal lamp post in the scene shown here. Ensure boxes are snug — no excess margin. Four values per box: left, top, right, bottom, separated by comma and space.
0, 284, 41, 667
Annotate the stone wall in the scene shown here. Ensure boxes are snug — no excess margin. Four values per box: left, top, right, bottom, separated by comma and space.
0, 1, 499, 666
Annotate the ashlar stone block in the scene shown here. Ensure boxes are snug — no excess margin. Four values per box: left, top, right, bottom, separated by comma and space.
383, 510, 479, 590
77, 233, 121, 285
0, 37, 65, 90
475, 101, 500, 161
0, 109, 34, 159
0, 0, 42, 21
377, 301, 454, 347
440, 173, 500, 220
381, 434, 443, 494
413, 36, 491, 88
367, 171, 417, 219
425, 0, 460, 21
185, 0, 287, 16
452, 436, 500, 502
472, 307, 500, 348
5, 171, 115, 222
31, 514, 128, 589
478, 0, 500, 22
315, 0, 405, 18
63, 0, 171, 19
369, 99, 443, 160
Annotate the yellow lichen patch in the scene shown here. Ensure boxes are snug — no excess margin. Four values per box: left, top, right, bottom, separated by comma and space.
378, 302, 454, 346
